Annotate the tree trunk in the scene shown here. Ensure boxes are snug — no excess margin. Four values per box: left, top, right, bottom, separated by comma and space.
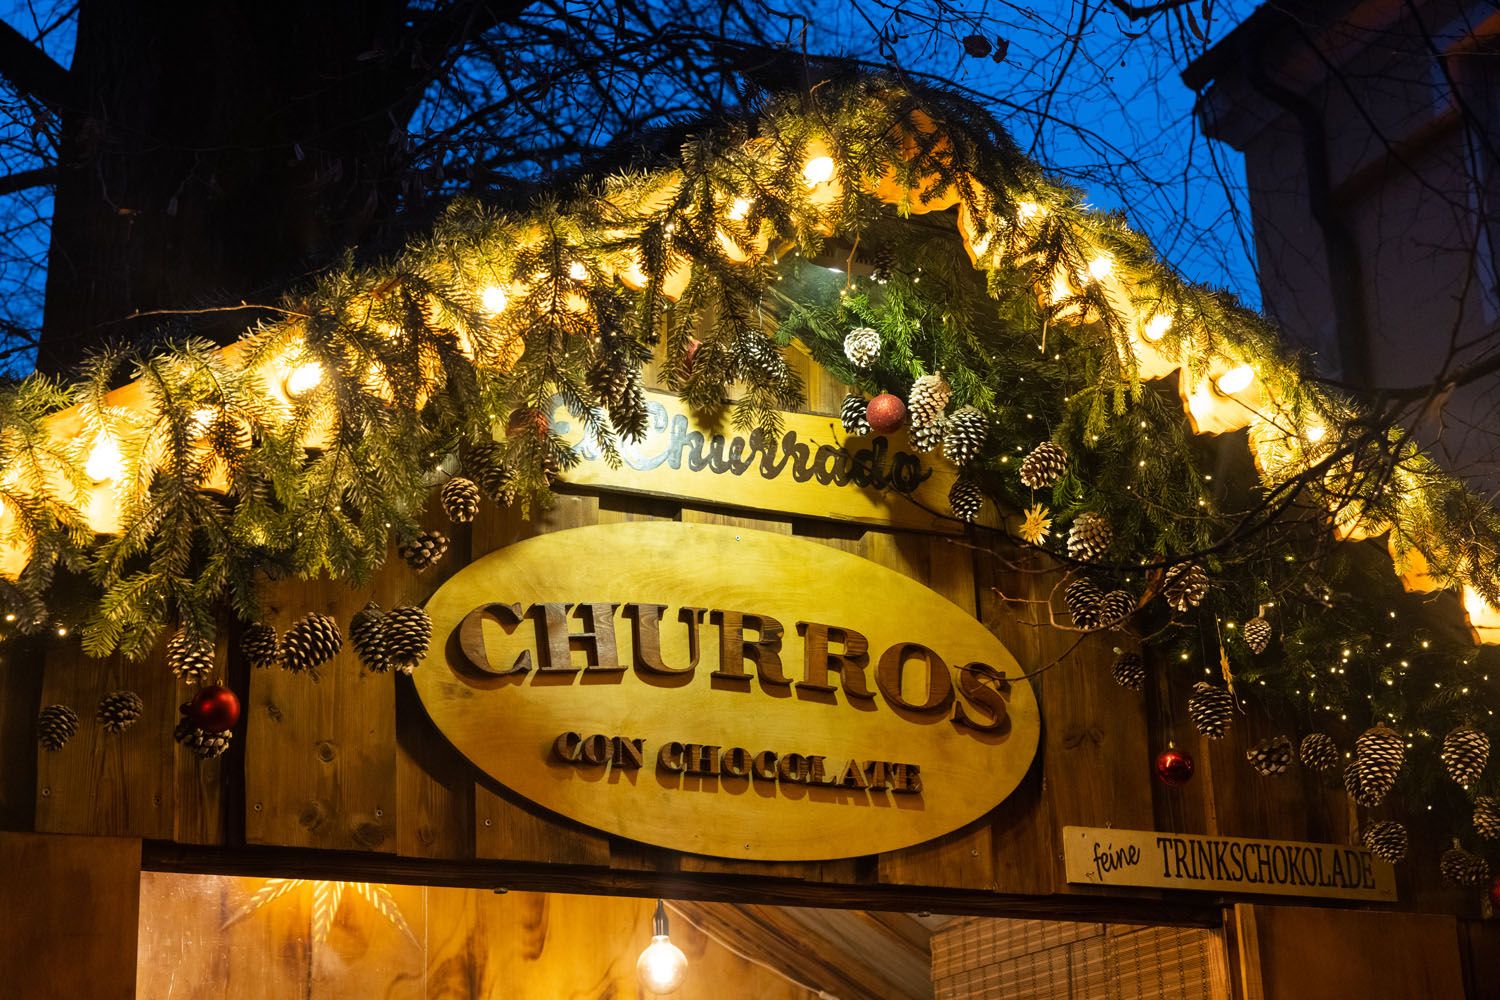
38, 0, 424, 374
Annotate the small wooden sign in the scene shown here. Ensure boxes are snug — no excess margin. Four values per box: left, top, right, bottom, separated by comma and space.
414, 522, 1039, 860
1062, 826, 1397, 902
548, 390, 972, 532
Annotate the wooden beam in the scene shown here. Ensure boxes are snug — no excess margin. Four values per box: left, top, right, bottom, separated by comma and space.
851, 908, 933, 964
142, 839, 1226, 926
672, 901, 893, 1000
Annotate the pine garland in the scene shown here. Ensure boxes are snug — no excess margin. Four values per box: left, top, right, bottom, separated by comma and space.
0, 75, 1491, 852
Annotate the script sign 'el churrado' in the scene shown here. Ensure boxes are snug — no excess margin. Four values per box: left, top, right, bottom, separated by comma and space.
414, 521, 1040, 860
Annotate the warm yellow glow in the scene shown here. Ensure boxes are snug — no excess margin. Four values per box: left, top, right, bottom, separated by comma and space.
1462, 585, 1500, 645
726, 197, 752, 221
1142, 313, 1173, 342
480, 285, 509, 315
1016, 201, 1043, 221
1214, 364, 1255, 396
284, 362, 324, 399
801, 155, 835, 186
1186, 386, 1214, 424
1305, 423, 1327, 443
85, 434, 125, 483
567, 261, 589, 282
1086, 254, 1114, 282
637, 936, 688, 994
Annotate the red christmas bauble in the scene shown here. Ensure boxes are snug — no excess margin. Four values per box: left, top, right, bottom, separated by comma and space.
1154, 747, 1194, 786
185, 685, 241, 734
506, 407, 549, 439
865, 392, 908, 434
683, 337, 702, 372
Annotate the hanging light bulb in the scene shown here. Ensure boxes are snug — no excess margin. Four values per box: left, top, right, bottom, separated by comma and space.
480, 285, 509, 315
636, 900, 688, 995
1142, 313, 1173, 342
1016, 200, 1043, 221
1214, 364, 1255, 396
85, 434, 125, 483
1086, 254, 1114, 282
1305, 422, 1327, 443
801, 155, 835, 186
283, 361, 324, 399
568, 261, 589, 282
726, 197, 753, 221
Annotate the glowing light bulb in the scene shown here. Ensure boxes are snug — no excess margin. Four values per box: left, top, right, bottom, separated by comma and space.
726, 197, 752, 221
1016, 201, 1042, 221
284, 361, 324, 399
801, 155, 835, 186
1214, 364, 1255, 395
480, 285, 509, 315
85, 434, 125, 483
636, 901, 687, 994
1305, 423, 1327, 443
568, 261, 589, 281
1086, 255, 1114, 281
1142, 314, 1172, 342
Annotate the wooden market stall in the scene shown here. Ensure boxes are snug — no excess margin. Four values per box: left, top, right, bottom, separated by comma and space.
0, 77, 1497, 999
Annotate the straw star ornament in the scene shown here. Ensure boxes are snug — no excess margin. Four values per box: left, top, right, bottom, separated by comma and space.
223, 878, 418, 946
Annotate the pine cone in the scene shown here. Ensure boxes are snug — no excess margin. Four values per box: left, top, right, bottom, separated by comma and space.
465, 442, 515, 504
948, 478, 984, 523
241, 623, 280, 670
1362, 820, 1408, 863
1111, 650, 1145, 691
1355, 724, 1405, 803
1298, 732, 1340, 771
1243, 615, 1273, 654
1440, 725, 1489, 787
399, 530, 450, 571
1019, 442, 1068, 489
1067, 512, 1113, 562
909, 416, 946, 453
907, 372, 952, 425
384, 606, 433, 674
1247, 736, 1294, 776
174, 718, 233, 760
871, 246, 896, 284
843, 327, 881, 368
1474, 796, 1500, 840
280, 612, 342, 673
1343, 762, 1383, 808
1440, 846, 1490, 887
1064, 578, 1103, 631
349, 602, 389, 673
943, 406, 987, 465
609, 370, 649, 442
840, 394, 871, 436
1097, 590, 1135, 629
37, 704, 78, 751
586, 349, 632, 404
1187, 682, 1234, 739
97, 690, 144, 734
167, 629, 216, 685
1163, 563, 1209, 612
441, 477, 482, 524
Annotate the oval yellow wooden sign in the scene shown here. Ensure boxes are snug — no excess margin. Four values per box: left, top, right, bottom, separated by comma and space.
414, 521, 1039, 860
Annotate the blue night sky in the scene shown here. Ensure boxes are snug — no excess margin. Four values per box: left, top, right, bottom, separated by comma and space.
0, 0, 1265, 369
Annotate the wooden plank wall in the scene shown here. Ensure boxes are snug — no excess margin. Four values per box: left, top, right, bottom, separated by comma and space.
135, 872, 814, 999
0, 832, 142, 1000
12, 351, 1455, 914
